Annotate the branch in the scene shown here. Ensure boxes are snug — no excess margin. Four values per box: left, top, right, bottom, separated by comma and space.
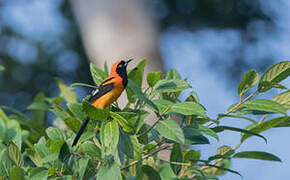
137, 112, 162, 138
258, 114, 267, 124
137, 105, 173, 138
225, 91, 257, 114
206, 91, 258, 128
121, 144, 172, 170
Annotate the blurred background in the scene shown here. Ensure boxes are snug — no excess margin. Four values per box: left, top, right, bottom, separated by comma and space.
0, 0, 289, 179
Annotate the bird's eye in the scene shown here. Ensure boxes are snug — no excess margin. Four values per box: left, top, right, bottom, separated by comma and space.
118, 64, 123, 68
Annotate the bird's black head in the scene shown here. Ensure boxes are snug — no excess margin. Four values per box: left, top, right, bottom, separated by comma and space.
115, 59, 133, 87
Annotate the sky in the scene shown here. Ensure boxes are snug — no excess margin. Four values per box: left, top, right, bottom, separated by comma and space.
1, 0, 289, 179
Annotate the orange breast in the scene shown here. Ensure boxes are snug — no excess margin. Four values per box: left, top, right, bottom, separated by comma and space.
92, 86, 124, 109
91, 74, 124, 109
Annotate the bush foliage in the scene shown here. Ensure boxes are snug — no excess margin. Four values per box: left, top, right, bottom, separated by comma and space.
0, 60, 289, 179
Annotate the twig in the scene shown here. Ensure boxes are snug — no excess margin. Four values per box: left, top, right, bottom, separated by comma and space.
258, 114, 267, 124
95, 161, 102, 174
143, 138, 166, 154
225, 91, 258, 115
206, 91, 258, 128
137, 105, 173, 138
137, 112, 162, 138
233, 142, 242, 150
121, 145, 172, 170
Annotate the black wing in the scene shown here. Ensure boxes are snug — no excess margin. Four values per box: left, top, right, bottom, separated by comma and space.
88, 79, 114, 103
72, 78, 115, 146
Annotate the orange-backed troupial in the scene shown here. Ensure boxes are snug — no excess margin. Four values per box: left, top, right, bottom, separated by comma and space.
72, 59, 133, 146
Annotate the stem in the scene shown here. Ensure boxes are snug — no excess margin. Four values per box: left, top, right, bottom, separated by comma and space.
121, 145, 172, 170
226, 91, 257, 115
143, 138, 166, 153
95, 161, 102, 173
206, 91, 258, 128
258, 114, 267, 124
137, 112, 162, 138
233, 142, 242, 150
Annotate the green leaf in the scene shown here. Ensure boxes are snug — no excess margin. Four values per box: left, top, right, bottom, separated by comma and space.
47, 167, 56, 177
198, 125, 219, 141
0, 149, 13, 177
155, 119, 184, 144
238, 70, 259, 96
142, 165, 161, 180
67, 103, 86, 120
154, 79, 191, 93
58, 142, 70, 164
34, 137, 49, 158
130, 135, 143, 159
26, 148, 42, 167
100, 120, 119, 155
0, 118, 6, 142
159, 163, 177, 180
0, 65, 4, 71
71, 82, 98, 89
4, 120, 21, 146
90, 63, 107, 85
258, 61, 290, 92
126, 59, 147, 102
183, 149, 200, 164
212, 126, 267, 143
29, 167, 47, 180
80, 141, 101, 158
78, 158, 89, 179
27, 102, 48, 111
82, 100, 109, 120
55, 78, 78, 103
30, 93, 47, 124
48, 139, 64, 153
272, 90, 290, 110
152, 99, 174, 114
39, 153, 58, 164
147, 72, 162, 87
96, 161, 122, 180
183, 125, 209, 145
104, 61, 109, 76
63, 117, 81, 133
168, 102, 206, 118
10, 166, 24, 180
216, 145, 234, 156
217, 114, 257, 124
0, 108, 9, 122
129, 59, 146, 87
77, 131, 95, 145
185, 91, 200, 103
110, 112, 134, 133
205, 163, 242, 177
12, 130, 22, 150
8, 142, 23, 167
274, 116, 290, 127
46, 127, 66, 141
233, 151, 281, 162
166, 69, 181, 80
242, 99, 287, 115
170, 144, 182, 175
127, 80, 159, 112
241, 116, 288, 142
118, 130, 134, 159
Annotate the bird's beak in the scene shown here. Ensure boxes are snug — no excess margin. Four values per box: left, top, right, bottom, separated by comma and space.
125, 58, 133, 66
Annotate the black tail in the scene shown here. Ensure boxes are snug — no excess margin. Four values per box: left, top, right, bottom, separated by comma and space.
72, 117, 90, 146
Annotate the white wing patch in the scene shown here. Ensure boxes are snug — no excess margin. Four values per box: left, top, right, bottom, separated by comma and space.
91, 89, 99, 96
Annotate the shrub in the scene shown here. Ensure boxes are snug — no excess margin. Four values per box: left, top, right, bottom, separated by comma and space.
0, 60, 289, 179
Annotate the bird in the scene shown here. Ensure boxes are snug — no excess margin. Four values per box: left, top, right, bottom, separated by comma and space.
72, 59, 132, 146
